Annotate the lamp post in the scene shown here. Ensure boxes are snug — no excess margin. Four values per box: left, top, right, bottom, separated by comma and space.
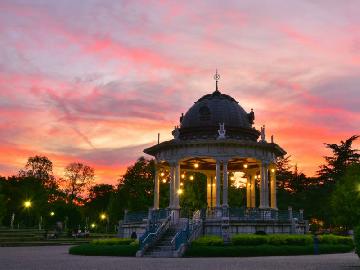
100, 213, 109, 233
23, 200, 32, 228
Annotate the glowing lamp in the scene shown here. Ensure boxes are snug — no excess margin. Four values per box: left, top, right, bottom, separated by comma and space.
24, 201, 32, 208
50, 211, 55, 216
100, 213, 106, 220
162, 179, 167, 183
243, 164, 248, 169
194, 163, 199, 169
91, 223, 96, 228
189, 175, 194, 181
177, 189, 183, 195
160, 172, 165, 177
271, 168, 275, 173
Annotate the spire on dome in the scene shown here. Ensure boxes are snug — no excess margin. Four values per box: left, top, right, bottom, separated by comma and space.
213, 69, 220, 93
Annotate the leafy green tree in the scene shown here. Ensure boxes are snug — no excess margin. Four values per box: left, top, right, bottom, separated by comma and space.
118, 157, 154, 211
1, 176, 49, 228
331, 164, 360, 229
0, 179, 6, 225
84, 184, 114, 221
180, 173, 207, 214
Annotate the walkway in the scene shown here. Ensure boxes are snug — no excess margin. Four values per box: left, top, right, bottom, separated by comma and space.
0, 245, 359, 270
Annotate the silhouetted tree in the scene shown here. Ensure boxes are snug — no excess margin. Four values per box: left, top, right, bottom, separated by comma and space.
19, 155, 56, 188
63, 162, 95, 203
318, 135, 359, 183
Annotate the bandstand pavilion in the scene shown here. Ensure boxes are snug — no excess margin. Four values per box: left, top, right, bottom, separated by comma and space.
121, 74, 307, 257
144, 73, 284, 221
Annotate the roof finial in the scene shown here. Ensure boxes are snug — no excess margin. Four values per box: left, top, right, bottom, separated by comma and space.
214, 69, 220, 91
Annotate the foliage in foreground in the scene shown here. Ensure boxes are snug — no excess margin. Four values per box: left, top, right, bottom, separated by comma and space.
185, 244, 353, 257
195, 234, 352, 247
355, 226, 360, 258
69, 243, 139, 256
191, 235, 224, 246
91, 238, 134, 245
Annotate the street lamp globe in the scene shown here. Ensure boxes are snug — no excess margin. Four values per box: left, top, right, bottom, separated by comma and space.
24, 201, 32, 208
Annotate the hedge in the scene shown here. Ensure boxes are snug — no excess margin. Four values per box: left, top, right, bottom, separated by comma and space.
231, 234, 313, 246
191, 235, 224, 246
355, 226, 360, 258
185, 244, 354, 257
91, 238, 135, 245
69, 244, 139, 256
318, 235, 354, 247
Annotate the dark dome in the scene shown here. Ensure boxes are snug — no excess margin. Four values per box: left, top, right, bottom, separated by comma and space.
178, 90, 260, 141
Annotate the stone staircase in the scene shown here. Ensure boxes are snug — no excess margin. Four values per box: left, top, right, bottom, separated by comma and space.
143, 226, 178, 257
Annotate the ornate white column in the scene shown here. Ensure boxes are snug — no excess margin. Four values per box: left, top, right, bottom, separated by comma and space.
173, 161, 181, 209
215, 160, 221, 217
153, 162, 160, 209
259, 161, 269, 208
270, 164, 277, 209
222, 160, 228, 207
246, 174, 251, 208
215, 160, 221, 209
169, 164, 175, 208
168, 161, 180, 224
206, 174, 216, 208
251, 172, 256, 207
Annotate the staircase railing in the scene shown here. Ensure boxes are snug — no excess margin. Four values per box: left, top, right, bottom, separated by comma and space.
139, 211, 172, 251
171, 210, 203, 251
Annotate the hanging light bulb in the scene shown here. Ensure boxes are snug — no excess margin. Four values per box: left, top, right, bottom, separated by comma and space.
243, 164, 248, 169
180, 182, 184, 186
189, 175, 194, 180
181, 173, 185, 179
160, 172, 165, 177
162, 179, 167, 183
194, 163, 199, 169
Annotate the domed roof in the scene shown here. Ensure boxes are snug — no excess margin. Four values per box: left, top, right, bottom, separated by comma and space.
178, 89, 260, 141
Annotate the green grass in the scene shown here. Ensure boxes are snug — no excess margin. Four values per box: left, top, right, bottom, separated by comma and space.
69, 243, 139, 256
185, 244, 354, 257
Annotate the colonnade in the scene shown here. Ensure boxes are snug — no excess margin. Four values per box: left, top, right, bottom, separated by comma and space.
153, 159, 278, 216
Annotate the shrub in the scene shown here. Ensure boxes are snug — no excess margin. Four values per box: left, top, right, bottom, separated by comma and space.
318, 235, 353, 247
91, 238, 134, 245
355, 226, 360, 257
268, 234, 313, 246
69, 244, 138, 256
231, 234, 268, 246
185, 244, 354, 257
191, 235, 224, 246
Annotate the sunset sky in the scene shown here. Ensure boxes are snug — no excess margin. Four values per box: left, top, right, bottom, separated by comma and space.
1, 0, 359, 184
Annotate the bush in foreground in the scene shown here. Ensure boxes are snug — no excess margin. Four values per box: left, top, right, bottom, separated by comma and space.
355, 226, 360, 257
185, 244, 353, 257
191, 235, 224, 246
318, 235, 354, 247
231, 234, 314, 246
91, 238, 134, 245
69, 244, 138, 256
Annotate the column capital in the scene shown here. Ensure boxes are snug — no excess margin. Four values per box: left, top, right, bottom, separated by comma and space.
167, 160, 179, 167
